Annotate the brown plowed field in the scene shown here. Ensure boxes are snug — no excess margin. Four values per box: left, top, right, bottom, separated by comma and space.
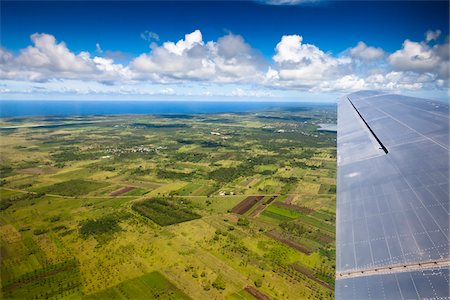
249, 196, 278, 218
244, 286, 271, 300
265, 230, 312, 255
231, 195, 264, 214
109, 186, 135, 196
265, 195, 277, 205
290, 263, 333, 290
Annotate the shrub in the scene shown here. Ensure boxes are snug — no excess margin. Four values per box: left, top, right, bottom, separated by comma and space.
254, 279, 263, 288
237, 217, 249, 226
132, 197, 200, 226
212, 275, 226, 290
78, 215, 121, 237
33, 228, 48, 235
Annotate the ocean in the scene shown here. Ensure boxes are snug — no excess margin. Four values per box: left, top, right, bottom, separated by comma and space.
0, 100, 331, 117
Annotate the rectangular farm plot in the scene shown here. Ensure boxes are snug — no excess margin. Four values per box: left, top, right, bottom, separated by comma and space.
2, 259, 82, 299
248, 195, 278, 218
231, 195, 264, 214
35, 179, 107, 196
132, 198, 201, 226
109, 186, 135, 196
87, 271, 191, 300
259, 203, 305, 224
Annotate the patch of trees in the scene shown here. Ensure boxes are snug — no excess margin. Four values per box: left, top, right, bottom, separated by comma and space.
39, 179, 105, 196
250, 156, 278, 165
0, 165, 13, 178
156, 169, 195, 180
0, 192, 45, 211
174, 152, 203, 163
117, 135, 148, 147
278, 176, 298, 184
280, 221, 306, 237
1, 259, 81, 299
328, 185, 336, 193
176, 139, 194, 145
158, 114, 195, 119
256, 115, 311, 122
130, 166, 150, 176
209, 166, 248, 183
78, 215, 121, 237
237, 217, 250, 226
201, 118, 235, 123
254, 278, 263, 288
52, 225, 68, 232
131, 123, 189, 129
260, 169, 275, 175
51, 150, 99, 162
291, 160, 320, 169
319, 247, 336, 261
298, 149, 316, 159
0, 200, 12, 211
212, 275, 226, 290
132, 197, 200, 226
209, 156, 278, 183
33, 228, 48, 235
200, 141, 223, 148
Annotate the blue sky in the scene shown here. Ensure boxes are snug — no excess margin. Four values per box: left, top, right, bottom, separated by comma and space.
1, 0, 449, 101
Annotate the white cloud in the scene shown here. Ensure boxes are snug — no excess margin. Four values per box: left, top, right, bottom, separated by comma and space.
140, 30, 160, 42
0, 33, 131, 82
17, 33, 94, 74
96, 43, 103, 54
425, 30, 441, 42
0, 47, 13, 63
163, 30, 203, 55
388, 39, 449, 78
130, 30, 265, 83
269, 34, 352, 88
0, 30, 448, 99
349, 41, 384, 60
313, 75, 366, 92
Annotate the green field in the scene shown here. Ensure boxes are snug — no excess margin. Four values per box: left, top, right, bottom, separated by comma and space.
0, 105, 336, 299
132, 198, 201, 226
87, 271, 191, 300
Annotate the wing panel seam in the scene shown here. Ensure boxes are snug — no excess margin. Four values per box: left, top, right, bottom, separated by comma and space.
347, 97, 389, 154
336, 258, 450, 279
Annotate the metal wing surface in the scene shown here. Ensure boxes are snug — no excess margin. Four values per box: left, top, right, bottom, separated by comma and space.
335, 91, 449, 299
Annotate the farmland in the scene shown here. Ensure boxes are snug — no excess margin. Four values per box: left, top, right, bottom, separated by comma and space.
0, 104, 336, 299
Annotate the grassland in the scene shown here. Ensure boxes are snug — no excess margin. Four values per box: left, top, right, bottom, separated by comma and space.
0, 104, 336, 299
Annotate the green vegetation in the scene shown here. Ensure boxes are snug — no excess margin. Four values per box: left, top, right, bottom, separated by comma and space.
212, 275, 226, 290
2, 259, 82, 299
79, 215, 122, 237
87, 271, 191, 299
36, 179, 107, 196
0, 105, 336, 299
132, 198, 201, 226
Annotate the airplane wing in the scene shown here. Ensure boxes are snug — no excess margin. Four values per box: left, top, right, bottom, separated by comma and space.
335, 91, 449, 299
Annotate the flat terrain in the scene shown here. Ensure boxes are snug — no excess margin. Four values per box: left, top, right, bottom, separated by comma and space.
0, 104, 336, 299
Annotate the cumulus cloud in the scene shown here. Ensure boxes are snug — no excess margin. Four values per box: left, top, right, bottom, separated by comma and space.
349, 41, 384, 60
425, 30, 441, 42
130, 30, 265, 82
162, 30, 203, 55
388, 39, 449, 78
0, 30, 448, 98
140, 30, 160, 42
18, 33, 94, 74
0, 33, 131, 82
269, 34, 352, 88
